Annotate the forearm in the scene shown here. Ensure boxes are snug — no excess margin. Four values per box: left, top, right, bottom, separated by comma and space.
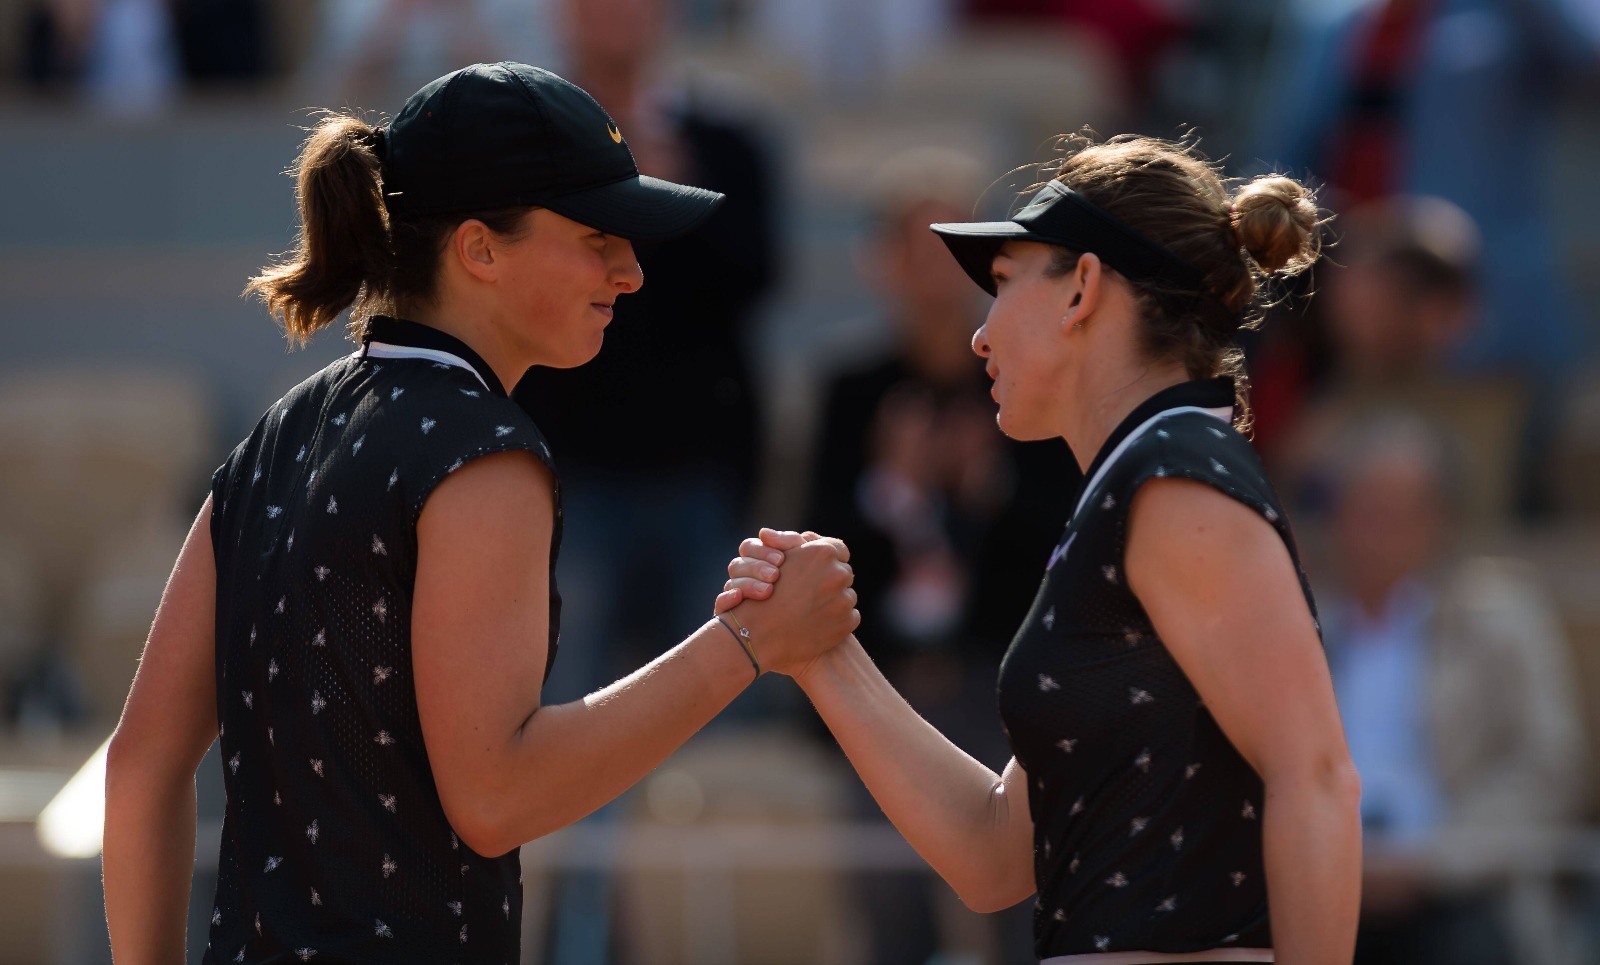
488, 620, 755, 847
800, 636, 1032, 910
1263, 766, 1362, 965
104, 759, 199, 965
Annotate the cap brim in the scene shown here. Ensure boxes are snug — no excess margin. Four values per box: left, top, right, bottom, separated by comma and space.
542, 175, 726, 242
930, 221, 1059, 296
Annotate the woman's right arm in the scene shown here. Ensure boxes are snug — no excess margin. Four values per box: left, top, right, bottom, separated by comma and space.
798, 637, 1035, 912
413, 454, 857, 857
105, 496, 221, 965
724, 531, 1035, 913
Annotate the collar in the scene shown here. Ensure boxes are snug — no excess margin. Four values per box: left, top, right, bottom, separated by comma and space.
1072, 376, 1237, 520
360, 316, 507, 397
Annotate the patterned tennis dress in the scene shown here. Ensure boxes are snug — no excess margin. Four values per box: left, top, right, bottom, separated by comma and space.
204, 317, 560, 964
997, 377, 1319, 964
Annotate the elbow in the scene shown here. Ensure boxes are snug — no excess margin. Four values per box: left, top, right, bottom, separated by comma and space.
450, 813, 516, 860
954, 866, 1036, 914
959, 886, 1034, 915
104, 725, 153, 796
446, 783, 566, 858
443, 789, 521, 858
1265, 750, 1362, 811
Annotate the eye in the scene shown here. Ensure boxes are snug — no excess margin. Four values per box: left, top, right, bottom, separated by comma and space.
990, 271, 1008, 288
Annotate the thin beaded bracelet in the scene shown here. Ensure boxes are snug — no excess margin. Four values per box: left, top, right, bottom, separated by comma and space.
715, 615, 761, 679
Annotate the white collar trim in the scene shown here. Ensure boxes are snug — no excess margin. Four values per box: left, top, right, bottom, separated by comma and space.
358, 342, 492, 392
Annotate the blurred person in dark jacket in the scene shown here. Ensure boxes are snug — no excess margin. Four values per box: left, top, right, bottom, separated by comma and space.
806, 147, 1075, 965
1274, 196, 1527, 528
1317, 411, 1587, 965
1251, 0, 1599, 514
514, 0, 777, 706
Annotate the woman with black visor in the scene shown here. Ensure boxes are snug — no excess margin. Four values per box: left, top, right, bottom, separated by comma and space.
723, 135, 1362, 964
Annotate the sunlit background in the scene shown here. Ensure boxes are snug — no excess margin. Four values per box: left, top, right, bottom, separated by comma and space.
1, 0, 1598, 962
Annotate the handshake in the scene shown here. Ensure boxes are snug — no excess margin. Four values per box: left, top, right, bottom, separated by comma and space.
707, 528, 860, 682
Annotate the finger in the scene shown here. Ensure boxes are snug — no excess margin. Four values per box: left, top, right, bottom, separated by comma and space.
810, 536, 850, 564
723, 576, 775, 600
729, 556, 780, 582
713, 588, 742, 614
757, 527, 809, 551
739, 538, 785, 566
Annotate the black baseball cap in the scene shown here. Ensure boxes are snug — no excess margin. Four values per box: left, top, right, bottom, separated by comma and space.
378, 62, 725, 241
931, 179, 1204, 296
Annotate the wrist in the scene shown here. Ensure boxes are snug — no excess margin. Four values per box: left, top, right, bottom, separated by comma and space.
794, 633, 860, 691
711, 614, 761, 681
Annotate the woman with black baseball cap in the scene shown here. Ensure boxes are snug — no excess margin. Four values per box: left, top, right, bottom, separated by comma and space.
724, 134, 1362, 963
102, 62, 859, 964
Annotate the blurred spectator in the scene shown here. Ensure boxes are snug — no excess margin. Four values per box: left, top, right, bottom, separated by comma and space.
1318, 411, 1588, 965
19, 0, 268, 106
1255, 0, 1597, 380
168, 0, 271, 83
960, 0, 1193, 100
22, 0, 181, 114
805, 147, 1075, 965
750, 0, 955, 97
297, 0, 556, 104
514, 0, 777, 709
1271, 196, 1528, 528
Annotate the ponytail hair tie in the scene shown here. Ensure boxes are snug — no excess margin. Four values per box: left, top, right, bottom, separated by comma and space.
367, 126, 390, 162
1227, 201, 1243, 250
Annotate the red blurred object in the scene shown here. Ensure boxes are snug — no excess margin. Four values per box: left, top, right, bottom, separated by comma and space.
962, 0, 1189, 96
1322, 0, 1438, 205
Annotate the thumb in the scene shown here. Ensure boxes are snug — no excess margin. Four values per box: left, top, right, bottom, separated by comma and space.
758, 527, 809, 551
713, 588, 742, 614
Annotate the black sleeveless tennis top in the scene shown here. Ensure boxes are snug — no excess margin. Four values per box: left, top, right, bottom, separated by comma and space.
997, 377, 1318, 962
203, 317, 560, 965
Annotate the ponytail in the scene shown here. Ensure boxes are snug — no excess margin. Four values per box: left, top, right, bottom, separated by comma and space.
245, 114, 392, 346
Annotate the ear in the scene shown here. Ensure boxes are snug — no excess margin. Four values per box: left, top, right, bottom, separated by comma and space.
1061, 251, 1104, 330
450, 219, 498, 284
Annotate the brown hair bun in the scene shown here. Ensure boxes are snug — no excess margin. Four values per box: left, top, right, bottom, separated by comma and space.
1231, 175, 1319, 275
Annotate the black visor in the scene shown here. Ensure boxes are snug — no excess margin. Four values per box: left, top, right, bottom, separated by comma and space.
930, 180, 1204, 296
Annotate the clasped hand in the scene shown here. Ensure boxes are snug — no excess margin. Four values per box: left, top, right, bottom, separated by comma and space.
711, 528, 857, 679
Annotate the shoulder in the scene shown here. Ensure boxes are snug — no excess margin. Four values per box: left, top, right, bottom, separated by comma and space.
372, 362, 550, 452
1113, 414, 1278, 508
355, 362, 556, 518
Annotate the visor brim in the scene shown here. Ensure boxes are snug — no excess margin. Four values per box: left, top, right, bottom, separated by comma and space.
930, 221, 1060, 296
544, 175, 727, 242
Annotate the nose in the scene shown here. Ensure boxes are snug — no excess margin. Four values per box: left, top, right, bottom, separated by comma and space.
610, 237, 643, 294
971, 323, 991, 359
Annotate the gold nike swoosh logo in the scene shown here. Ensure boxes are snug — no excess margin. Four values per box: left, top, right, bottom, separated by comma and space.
607, 124, 622, 144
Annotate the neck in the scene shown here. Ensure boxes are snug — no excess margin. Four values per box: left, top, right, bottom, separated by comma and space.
399, 304, 527, 397
1059, 362, 1191, 475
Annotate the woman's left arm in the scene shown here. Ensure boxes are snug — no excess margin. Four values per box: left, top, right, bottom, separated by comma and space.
1126, 478, 1361, 965
104, 496, 220, 965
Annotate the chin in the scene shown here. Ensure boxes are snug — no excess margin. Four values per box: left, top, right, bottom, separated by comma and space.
552, 330, 607, 369
995, 408, 1051, 443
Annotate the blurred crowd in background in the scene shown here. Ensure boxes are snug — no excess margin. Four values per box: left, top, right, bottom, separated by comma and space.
1, 0, 1599, 963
